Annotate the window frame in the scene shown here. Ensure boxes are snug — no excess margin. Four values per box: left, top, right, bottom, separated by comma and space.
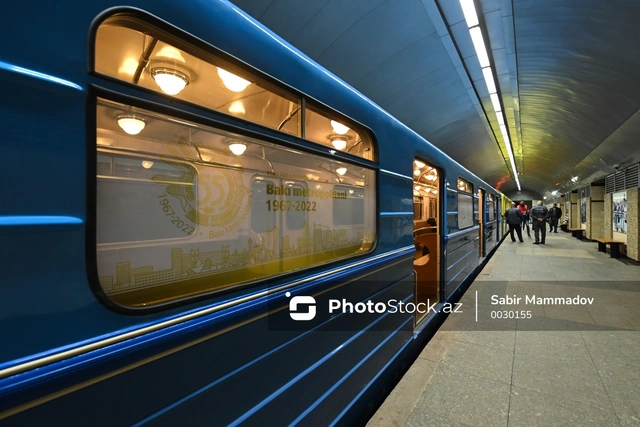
456, 176, 475, 231
87, 10, 381, 313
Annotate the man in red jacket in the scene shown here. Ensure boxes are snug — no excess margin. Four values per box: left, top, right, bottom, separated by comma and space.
517, 201, 530, 237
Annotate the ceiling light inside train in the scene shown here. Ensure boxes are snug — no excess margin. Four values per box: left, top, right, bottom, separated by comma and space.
228, 142, 247, 156
413, 169, 421, 176
141, 160, 154, 169
218, 68, 251, 92
228, 101, 245, 114
414, 160, 425, 168
330, 136, 347, 151
330, 120, 350, 135
116, 115, 146, 135
151, 68, 190, 95
336, 167, 347, 176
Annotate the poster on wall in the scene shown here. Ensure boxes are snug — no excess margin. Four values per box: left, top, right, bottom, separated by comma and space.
612, 191, 627, 234
580, 198, 587, 224
565, 201, 570, 222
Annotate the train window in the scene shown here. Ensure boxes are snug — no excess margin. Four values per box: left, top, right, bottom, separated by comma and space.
333, 186, 365, 226
413, 196, 424, 220
487, 193, 496, 221
95, 98, 376, 307
305, 106, 374, 160
457, 177, 474, 229
95, 17, 301, 137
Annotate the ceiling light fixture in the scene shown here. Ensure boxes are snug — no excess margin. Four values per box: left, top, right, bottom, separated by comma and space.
491, 94, 502, 113
469, 27, 490, 68
229, 101, 246, 114
116, 114, 146, 135
459, 0, 521, 191
141, 160, 154, 169
228, 142, 247, 156
414, 160, 426, 168
151, 68, 190, 95
482, 66, 496, 94
336, 167, 347, 176
218, 67, 251, 92
460, 0, 479, 27
571, 176, 579, 183
329, 135, 348, 151
330, 120, 350, 135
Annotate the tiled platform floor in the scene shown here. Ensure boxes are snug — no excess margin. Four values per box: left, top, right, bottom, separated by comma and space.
368, 232, 640, 427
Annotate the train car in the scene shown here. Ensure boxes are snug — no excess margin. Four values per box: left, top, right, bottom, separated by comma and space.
0, 1, 503, 425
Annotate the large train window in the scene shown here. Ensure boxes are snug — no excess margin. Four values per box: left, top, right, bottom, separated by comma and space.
95, 17, 301, 136
457, 177, 474, 229
95, 98, 376, 307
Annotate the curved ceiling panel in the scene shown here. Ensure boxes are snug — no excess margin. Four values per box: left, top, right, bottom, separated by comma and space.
229, 0, 640, 198
514, 0, 640, 194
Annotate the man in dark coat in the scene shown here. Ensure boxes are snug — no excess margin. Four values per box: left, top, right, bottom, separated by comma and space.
504, 202, 524, 243
530, 201, 550, 244
548, 203, 562, 233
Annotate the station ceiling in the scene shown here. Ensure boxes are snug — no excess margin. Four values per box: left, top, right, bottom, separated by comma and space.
229, 0, 640, 199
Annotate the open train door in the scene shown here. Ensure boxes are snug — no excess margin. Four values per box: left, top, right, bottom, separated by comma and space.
412, 158, 441, 326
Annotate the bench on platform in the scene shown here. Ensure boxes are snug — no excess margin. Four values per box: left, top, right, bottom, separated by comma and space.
568, 227, 585, 239
594, 238, 624, 258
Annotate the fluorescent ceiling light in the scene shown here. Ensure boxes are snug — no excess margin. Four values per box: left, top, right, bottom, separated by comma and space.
459, 0, 479, 27
496, 113, 504, 126
482, 67, 496, 94
469, 27, 490, 68
490, 93, 502, 113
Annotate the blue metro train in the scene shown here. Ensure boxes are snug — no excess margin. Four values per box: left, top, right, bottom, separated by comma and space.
0, 1, 504, 425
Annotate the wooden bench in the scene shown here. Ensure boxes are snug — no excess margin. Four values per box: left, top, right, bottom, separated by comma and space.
568, 227, 585, 239
594, 238, 624, 258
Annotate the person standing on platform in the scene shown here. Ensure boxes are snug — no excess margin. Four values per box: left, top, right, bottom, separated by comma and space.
505, 202, 524, 243
517, 201, 530, 237
548, 203, 562, 233
530, 201, 549, 245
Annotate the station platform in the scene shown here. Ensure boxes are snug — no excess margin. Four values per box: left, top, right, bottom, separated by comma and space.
369, 232, 640, 426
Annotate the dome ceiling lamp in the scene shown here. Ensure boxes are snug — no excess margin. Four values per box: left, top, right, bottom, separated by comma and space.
329, 135, 349, 151
150, 66, 191, 96
228, 142, 247, 156
217, 67, 251, 92
115, 113, 147, 135
330, 120, 350, 135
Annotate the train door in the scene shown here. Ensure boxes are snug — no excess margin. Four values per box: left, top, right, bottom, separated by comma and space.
412, 158, 440, 325
478, 188, 485, 257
